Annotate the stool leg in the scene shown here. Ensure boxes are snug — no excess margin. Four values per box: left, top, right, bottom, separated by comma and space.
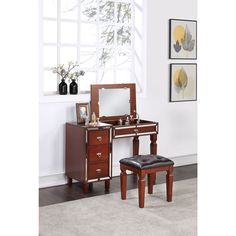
105, 179, 110, 192
138, 172, 145, 208
120, 167, 127, 200
148, 173, 155, 194
166, 166, 174, 202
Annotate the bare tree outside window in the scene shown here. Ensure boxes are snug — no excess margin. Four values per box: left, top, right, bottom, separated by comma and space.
81, 0, 132, 73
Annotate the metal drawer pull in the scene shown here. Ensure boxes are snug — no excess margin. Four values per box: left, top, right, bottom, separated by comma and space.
96, 136, 102, 141
96, 152, 102, 158
96, 168, 101, 173
134, 128, 139, 133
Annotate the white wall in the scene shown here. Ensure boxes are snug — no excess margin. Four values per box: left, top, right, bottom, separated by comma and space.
39, 0, 197, 187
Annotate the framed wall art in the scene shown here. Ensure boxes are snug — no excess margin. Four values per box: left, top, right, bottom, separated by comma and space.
76, 102, 90, 123
170, 63, 197, 102
169, 19, 197, 59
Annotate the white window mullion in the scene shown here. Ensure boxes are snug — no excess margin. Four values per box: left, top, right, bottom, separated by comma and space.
43, 17, 57, 21
39, 0, 44, 98
95, 0, 100, 84
57, 0, 61, 87
141, 0, 146, 93
77, 0, 81, 67
131, 0, 135, 84
44, 42, 58, 46
114, 1, 117, 83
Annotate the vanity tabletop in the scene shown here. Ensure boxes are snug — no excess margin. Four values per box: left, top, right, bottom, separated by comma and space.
104, 119, 158, 127
67, 119, 158, 128
66, 122, 112, 128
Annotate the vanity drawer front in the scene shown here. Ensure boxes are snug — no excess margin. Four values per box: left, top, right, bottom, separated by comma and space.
114, 125, 157, 138
114, 127, 136, 137
136, 125, 157, 134
88, 130, 109, 145
88, 162, 109, 180
88, 145, 109, 162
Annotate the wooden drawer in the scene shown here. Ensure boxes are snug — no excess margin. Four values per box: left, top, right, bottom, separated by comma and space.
88, 129, 109, 145
113, 124, 157, 138
88, 162, 109, 180
88, 145, 109, 162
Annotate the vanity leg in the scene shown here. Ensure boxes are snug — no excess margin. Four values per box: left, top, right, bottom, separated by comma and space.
83, 182, 89, 193
89, 183, 93, 191
105, 179, 110, 192
150, 134, 157, 155
133, 136, 139, 156
67, 177, 72, 186
150, 134, 157, 184
132, 136, 139, 179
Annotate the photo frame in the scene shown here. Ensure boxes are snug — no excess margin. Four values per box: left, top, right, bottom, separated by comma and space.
170, 63, 197, 102
169, 19, 197, 59
76, 102, 90, 123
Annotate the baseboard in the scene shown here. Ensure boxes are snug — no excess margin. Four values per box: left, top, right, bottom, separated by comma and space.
39, 153, 197, 188
170, 153, 197, 167
39, 174, 69, 188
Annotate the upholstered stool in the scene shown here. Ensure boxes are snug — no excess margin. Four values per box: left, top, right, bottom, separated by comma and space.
119, 155, 174, 208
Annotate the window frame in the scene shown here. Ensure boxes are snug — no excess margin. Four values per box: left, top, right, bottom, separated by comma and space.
39, 0, 147, 103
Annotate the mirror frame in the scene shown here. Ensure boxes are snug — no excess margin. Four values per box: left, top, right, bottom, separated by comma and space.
90, 83, 136, 122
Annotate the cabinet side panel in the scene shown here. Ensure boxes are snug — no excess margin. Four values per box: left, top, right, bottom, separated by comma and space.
66, 124, 86, 182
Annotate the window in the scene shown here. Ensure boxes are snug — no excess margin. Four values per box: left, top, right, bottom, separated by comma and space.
40, 0, 145, 95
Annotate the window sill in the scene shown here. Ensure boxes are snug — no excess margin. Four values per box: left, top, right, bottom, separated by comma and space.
39, 93, 90, 104
39, 89, 146, 104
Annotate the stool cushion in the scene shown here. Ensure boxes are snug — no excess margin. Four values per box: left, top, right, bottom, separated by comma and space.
119, 155, 174, 170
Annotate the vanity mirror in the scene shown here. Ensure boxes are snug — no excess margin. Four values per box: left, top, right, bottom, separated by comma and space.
90, 83, 136, 122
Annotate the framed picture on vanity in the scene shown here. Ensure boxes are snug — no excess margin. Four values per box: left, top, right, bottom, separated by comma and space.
169, 19, 197, 59
170, 63, 197, 102
76, 102, 90, 123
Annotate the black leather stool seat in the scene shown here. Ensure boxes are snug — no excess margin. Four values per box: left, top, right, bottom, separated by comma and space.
119, 155, 174, 170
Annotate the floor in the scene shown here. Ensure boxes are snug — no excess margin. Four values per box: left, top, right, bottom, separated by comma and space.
39, 164, 197, 207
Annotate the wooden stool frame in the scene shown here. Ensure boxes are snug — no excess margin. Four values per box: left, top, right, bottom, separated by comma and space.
120, 163, 174, 208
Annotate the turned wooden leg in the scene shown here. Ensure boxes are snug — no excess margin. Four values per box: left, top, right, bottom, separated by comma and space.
67, 177, 72, 186
138, 172, 145, 208
166, 166, 174, 202
148, 173, 155, 194
132, 136, 140, 179
89, 183, 93, 191
133, 136, 139, 156
150, 134, 157, 155
120, 166, 127, 200
105, 179, 110, 192
150, 134, 157, 185
83, 182, 89, 194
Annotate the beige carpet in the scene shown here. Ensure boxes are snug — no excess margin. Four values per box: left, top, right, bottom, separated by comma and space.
39, 178, 197, 236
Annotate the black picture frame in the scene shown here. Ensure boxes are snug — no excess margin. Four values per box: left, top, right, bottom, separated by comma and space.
170, 63, 197, 102
169, 19, 197, 59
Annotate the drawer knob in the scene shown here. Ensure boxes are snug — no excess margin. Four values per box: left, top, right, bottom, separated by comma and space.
96, 152, 102, 158
134, 128, 139, 133
96, 168, 101, 173
96, 136, 102, 141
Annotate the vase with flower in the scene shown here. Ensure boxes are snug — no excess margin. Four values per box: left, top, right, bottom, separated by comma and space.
69, 70, 85, 95
52, 61, 85, 95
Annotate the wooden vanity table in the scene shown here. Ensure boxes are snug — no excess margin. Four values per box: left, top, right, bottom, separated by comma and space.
66, 83, 158, 193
